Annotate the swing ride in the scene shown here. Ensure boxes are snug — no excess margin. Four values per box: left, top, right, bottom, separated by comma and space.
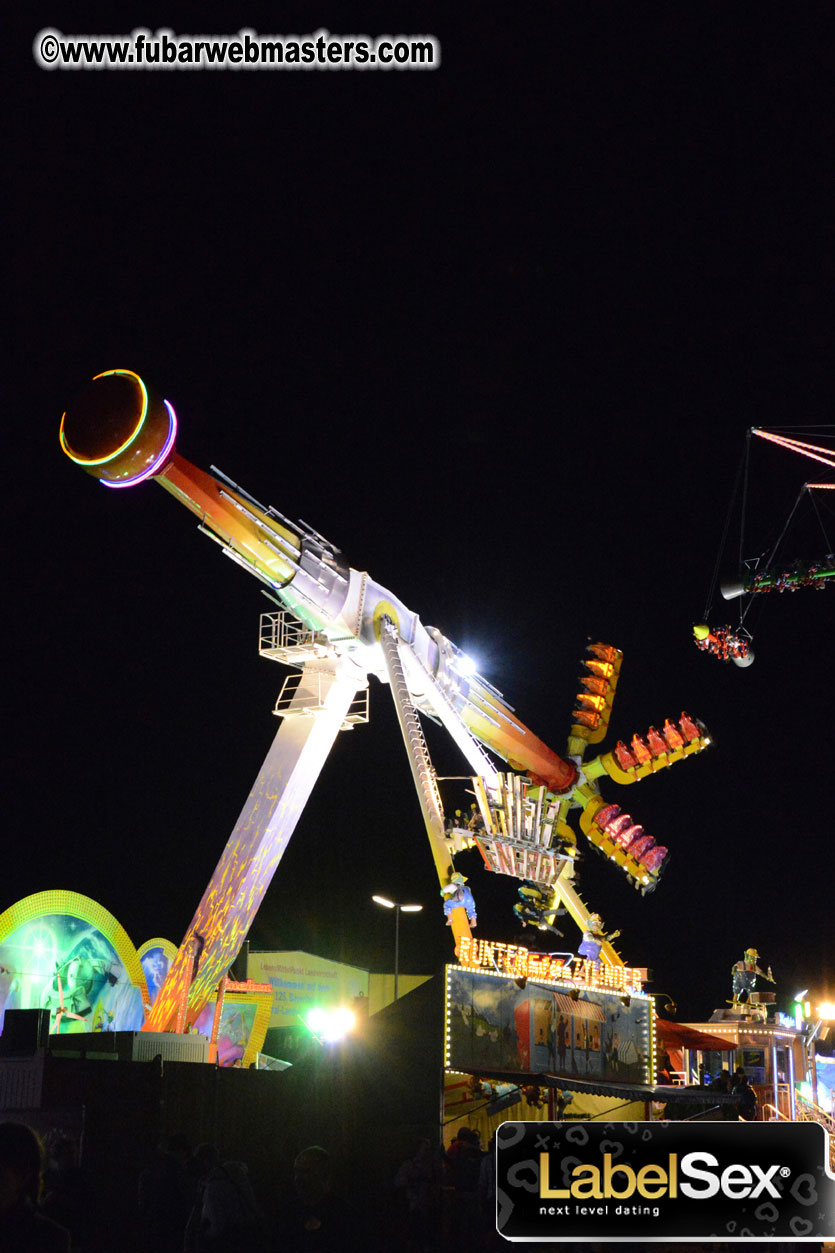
694, 426, 834, 665
60, 369, 712, 1032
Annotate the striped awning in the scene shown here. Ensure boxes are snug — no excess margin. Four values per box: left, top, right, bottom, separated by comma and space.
550, 994, 605, 1021
656, 1018, 737, 1051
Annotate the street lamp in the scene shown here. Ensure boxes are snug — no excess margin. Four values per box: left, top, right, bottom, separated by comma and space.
372, 895, 423, 1002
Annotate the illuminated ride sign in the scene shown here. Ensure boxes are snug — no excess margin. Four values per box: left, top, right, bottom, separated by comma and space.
457, 937, 645, 995
446, 960, 654, 1085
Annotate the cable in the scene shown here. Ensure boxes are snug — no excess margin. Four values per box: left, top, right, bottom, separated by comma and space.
763, 487, 809, 569
739, 430, 751, 577
762, 424, 835, 433
736, 432, 752, 628
739, 487, 805, 627
703, 437, 749, 621
809, 485, 834, 556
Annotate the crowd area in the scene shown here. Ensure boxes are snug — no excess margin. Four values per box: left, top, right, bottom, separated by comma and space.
656, 1058, 760, 1120
0, 1119, 831, 1253
0, 1121, 496, 1253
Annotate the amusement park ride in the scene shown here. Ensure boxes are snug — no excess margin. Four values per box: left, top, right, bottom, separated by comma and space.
60, 369, 712, 1037
694, 427, 835, 666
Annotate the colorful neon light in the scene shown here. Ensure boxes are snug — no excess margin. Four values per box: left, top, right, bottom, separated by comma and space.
456, 936, 644, 994
0, 890, 151, 1035
752, 428, 835, 472
59, 369, 149, 465
102, 399, 177, 489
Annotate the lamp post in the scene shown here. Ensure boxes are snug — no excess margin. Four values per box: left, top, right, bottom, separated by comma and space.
806, 1000, 835, 1107
372, 896, 423, 1002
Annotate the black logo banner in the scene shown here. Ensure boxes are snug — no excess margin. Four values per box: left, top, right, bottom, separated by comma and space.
496, 1121, 834, 1241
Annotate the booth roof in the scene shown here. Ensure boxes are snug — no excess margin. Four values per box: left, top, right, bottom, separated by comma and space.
656, 1018, 739, 1052
542, 1074, 736, 1104
470, 1068, 734, 1105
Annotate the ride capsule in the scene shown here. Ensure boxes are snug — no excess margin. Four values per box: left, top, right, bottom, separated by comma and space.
693, 623, 754, 668
59, 369, 177, 488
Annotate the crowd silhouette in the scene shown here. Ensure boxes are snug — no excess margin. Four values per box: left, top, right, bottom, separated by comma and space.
0, 1119, 830, 1253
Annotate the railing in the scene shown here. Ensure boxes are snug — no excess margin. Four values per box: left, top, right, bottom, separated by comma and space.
259, 610, 330, 664
754, 1082, 792, 1121
379, 621, 444, 826
273, 671, 369, 727
682, 1103, 723, 1121
795, 1092, 835, 1170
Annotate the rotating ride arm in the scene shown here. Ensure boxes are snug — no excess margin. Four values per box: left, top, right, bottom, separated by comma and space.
60, 371, 711, 1003
721, 562, 835, 598
471, 645, 710, 894
565, 649, 709, 931
464, 643, 710, 966
59, 370, 579, 787
720, 446, 835, 604
58, 369, 585, 1020
695, 428, 834, 662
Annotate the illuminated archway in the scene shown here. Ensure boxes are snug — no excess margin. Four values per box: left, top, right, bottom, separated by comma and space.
0, 890, 149, 1034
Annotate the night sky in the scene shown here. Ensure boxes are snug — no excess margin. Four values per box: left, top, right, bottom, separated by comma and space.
4, 4, 834, 1030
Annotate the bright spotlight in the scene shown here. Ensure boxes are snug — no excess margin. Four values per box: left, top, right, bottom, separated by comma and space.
372, 895, 395, 908
330, 1007, 356, 1038
305, 1006, 356, 1042
306, 1007, 329, 1034
816, 1002, 835, 1021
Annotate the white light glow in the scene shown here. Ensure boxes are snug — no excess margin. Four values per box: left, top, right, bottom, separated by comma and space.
307, 1007, 329, 1033
306, 1005, 356, 1042
456, 654, 478, 676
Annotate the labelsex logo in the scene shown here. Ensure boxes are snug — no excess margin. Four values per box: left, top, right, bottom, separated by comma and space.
540, 1151, 783, 1201
496, 1121, 835, 1242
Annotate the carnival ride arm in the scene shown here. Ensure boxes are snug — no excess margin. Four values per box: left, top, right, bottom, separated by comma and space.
59, 369, 714, 1013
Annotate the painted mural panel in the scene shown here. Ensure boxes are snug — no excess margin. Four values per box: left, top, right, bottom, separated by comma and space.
446, 967, 651, 1084
138, 939, 179, 1006
0, 913, 145, 1035
193, 1000, 258, 1067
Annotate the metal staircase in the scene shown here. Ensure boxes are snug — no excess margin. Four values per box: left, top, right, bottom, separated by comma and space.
379, 619, 445, 828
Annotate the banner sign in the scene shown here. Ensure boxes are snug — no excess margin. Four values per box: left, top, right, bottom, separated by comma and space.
248, 950, 368, 1027
446, 966, 653, 1084
496, 1120, 835, 1242
457, 938, 644, 995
